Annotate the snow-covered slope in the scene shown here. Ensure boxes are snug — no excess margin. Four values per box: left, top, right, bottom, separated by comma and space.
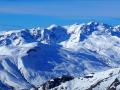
43, 68, 120, 90
0, 21, 120, 89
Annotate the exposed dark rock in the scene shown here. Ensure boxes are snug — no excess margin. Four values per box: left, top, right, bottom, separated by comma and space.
108, 78, 120, 90
41, 75, 74, 90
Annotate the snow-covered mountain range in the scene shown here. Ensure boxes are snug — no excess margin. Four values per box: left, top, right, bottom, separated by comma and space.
0, 21, 120, 90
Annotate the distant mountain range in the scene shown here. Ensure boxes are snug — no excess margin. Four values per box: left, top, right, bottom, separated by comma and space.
0, 21, 120, 90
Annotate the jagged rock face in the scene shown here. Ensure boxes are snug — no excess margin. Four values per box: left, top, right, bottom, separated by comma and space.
0, 22, 120, 89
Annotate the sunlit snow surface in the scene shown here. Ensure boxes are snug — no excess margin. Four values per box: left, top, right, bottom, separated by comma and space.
0, 22, 120, 89
49, 68, 120, 90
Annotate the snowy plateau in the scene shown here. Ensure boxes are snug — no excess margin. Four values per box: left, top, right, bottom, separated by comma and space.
0, 21, 120, 90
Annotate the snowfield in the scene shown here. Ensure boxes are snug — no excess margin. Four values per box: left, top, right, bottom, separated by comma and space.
0, 21, 120, 89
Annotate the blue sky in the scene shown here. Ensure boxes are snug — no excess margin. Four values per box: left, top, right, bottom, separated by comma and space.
0, 0, 120, 30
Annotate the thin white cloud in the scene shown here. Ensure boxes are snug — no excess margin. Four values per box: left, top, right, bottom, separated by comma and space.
0, 0, 120, 18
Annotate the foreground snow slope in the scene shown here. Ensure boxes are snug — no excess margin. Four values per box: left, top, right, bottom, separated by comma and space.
46, 68, 120, 90
0, 21, 120, 89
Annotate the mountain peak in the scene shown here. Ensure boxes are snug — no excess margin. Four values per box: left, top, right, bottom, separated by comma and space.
114, 25, 120, 31
47, 24, 58, 30
87, 21, 99, 26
